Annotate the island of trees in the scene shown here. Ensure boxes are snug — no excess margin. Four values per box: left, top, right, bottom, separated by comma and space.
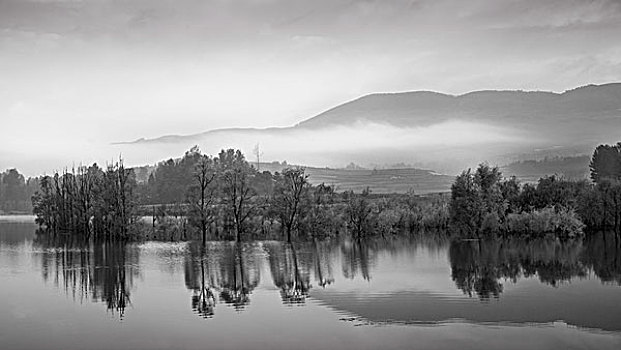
0, 142, 614, 242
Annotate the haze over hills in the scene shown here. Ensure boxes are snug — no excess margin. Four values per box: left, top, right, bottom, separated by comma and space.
116, 83, 620, 175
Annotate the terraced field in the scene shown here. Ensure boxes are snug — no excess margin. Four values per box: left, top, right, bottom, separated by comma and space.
304, 167, 454, 194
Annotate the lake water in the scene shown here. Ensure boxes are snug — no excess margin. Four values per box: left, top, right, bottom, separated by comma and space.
1, 216, 620, 350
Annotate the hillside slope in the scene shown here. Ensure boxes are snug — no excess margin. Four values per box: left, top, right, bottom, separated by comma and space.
116, 83, 621, 174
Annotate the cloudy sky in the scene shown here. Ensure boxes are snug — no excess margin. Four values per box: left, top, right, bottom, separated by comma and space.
1, 0, 621, 173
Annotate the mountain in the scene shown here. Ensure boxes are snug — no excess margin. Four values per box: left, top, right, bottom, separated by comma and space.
116, 83, 621, 174
298, 83, 621, 137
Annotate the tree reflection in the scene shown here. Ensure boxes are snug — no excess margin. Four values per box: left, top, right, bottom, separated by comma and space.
266, 242, 312, 304
449, 232, 621, 299
34, 234, 138, 317
341, 239, 375, 281
449, 240, 507, 299
184, 241, 260, 316
582, 231, 621, 285
184, 244, 217, 318
313, 239, 335, 288
219, 242, 260, 310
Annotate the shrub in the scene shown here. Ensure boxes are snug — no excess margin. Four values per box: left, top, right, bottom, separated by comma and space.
376, 208, 402, 235
480, 212, 501, 236
504, 206, 584, 238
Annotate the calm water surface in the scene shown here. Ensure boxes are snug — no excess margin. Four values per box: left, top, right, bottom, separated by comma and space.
1, 216, 620, 350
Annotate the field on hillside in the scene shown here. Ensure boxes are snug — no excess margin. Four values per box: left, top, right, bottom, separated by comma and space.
304, 167, 454, 194
501, 156, 591, 183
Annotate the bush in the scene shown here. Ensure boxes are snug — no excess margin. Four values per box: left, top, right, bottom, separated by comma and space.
504, 206, 584, 238
376, 208, 402, 235
480, 212, 501, 236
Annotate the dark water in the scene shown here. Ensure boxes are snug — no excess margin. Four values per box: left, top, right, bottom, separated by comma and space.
1, 217, 620, 350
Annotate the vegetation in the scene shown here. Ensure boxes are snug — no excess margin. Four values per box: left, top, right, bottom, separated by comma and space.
31, 160, 139, 240
0, 168, 39, 213
449, 142, 621, 238
11, 141, 619, 242
25, 146, 452, 242
131, 147, 450, 241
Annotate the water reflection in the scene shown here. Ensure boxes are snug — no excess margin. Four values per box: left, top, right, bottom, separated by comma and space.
184, 242, 261, 317
265, 242, 312, 304
583, 232, 621, 285
218, 243, 261, 310
341, 240, 375, 281
2, 220, 621, 332
312, 239, 335, 288
33, 234, 139, 317
449, 232, 621, 300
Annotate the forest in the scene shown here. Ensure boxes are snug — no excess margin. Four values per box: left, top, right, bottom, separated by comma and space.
0, 142, 616, 242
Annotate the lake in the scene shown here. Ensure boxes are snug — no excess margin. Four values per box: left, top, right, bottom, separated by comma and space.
1, 216, 620, 350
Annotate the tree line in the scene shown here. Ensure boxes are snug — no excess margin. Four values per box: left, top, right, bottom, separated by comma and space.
140, 147, 449, 242
29, 146, 449, 242
449, 142, 621, 238
27, 142, 621, 241
0, 168, 39, 213
31, 160, 137, 240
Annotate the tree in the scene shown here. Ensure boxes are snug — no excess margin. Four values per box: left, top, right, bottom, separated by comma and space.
31, 159, 138, 240
187, 154, 216, 244
146, 146, 203, 205
474, 163, 505, 220
273, 167, 309, 242
300, 183, 341, 237
590, 143, 621, 183
217, 149, 256, 241
450, 169, 481, 235
1, 168, 27, 211
346, 187, 374, 239
32, 175, 55, 230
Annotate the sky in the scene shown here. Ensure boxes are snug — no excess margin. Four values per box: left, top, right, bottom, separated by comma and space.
1, 0, 621, 174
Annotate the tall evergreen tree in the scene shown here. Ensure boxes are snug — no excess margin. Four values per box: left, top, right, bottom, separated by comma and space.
590, 143, 621, 183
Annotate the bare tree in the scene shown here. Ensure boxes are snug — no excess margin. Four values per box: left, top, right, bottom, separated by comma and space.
274, 167, 309, 242
188, 154, 216, 244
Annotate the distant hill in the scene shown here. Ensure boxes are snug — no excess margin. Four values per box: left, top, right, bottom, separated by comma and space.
298, 83, 621, 142
116, 83, 621, 174
124, 83, 621, 144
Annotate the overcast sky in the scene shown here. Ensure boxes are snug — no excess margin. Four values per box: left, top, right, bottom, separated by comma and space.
1, 0, 621, 172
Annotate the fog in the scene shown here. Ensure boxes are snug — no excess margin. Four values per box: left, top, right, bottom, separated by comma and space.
1, 120, 533, 176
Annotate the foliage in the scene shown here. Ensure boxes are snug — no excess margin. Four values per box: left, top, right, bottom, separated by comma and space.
590, 143, 621, 183
449, 142, 621, 237
26, 142, 621, 242
450, 164, 590, 238
272, 167, 309, 242
0, 168, 39, 213
344, 188, 374, 239
504, 207, 584, 239
31, 159, 139, 239
449, 164, 508, 237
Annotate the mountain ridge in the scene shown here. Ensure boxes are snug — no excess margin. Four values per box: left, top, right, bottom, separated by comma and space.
120, 82, 621, 144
